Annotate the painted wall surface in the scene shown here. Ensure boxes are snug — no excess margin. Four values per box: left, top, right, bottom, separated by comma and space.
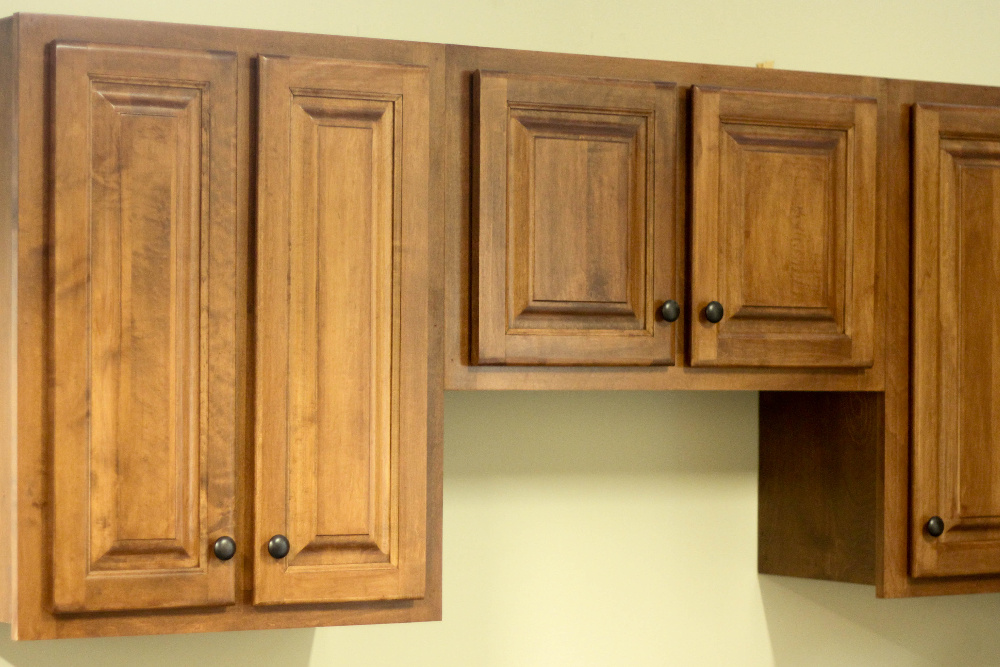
2, 1, 1000, 665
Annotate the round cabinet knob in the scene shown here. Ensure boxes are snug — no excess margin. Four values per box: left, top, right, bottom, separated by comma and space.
704, 301, 724, 324
926, 516, 945, 538
213, 536, 236, 561
267, 534, 290, 559
660, 300, 681, 323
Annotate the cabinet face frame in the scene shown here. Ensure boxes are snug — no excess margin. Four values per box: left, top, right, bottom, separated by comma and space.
690, 86, 878, 368
911, 102, 1000, 579
472, 70, 678, 366
254, 54, 429, 605
50, 41, 238, 613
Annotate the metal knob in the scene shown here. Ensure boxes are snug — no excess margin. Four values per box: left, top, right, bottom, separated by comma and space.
213, 536, 236, 561
267, 534, 290, 559
660, 300, 680, 323
704, 301, 724, 324
926, 516, 944, 538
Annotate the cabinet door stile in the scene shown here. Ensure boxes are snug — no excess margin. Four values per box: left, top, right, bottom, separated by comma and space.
51, 42, 238, 613
255, 54, 429, 605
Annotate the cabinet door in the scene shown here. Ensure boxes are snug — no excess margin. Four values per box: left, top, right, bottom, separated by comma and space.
473, 71, 677, 366
255, 55, 429, 604
690, 87, 877, 367
51, 43, 238, 612
912, 103, 1000, 578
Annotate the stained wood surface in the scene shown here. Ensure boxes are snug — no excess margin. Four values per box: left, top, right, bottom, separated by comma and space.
0, 15, 17, 625
50, 41, 238, 613
11, 9, 1000, 641
473, 70, 677, 365
690, 86, 877, 368
445, 44, 887, 390
879, 79, 1000, 598
758, 392, 880, 585
255, 54, 428, 605
10, 13, 443, 639
911, 102, 1000, 579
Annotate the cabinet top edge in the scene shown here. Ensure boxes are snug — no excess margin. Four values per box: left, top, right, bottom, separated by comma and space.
445, 42, 882, 88
8, 12, 444, 61
448, 41, 1000, 96
7, 13, 999, 95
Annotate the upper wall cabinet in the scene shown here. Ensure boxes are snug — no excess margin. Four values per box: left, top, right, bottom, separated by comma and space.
1, 13, 441, 640
911, 102, 1000, 578
472, 70, 678, 366
50, 45, 432, 616
690, 86, 877, 368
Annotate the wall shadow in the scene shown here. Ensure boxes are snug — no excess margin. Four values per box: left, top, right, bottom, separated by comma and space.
761, 575, 1000, 666
444, 390, 759, 477
0, 624, 316, 667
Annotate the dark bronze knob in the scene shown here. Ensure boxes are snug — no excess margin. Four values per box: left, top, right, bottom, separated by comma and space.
268, 534, 290, 559
704, 301, 724, 324
660, 300, 680, 323
926, 516, 945, 538
213, 536, 236, 561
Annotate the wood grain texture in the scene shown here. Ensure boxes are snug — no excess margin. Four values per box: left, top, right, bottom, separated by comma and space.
445, 44, 887, 390
0, 15, 17, 626
255, 54, 428, 605
911, 102, 1000, 579
691, 86, 877, 368
473, 70, 677, 366
15, 10, 1000, 639
878, 79, 1000, 598
51, 41, 237, 613
10, 13, 443, 639
759, 392, 880, 585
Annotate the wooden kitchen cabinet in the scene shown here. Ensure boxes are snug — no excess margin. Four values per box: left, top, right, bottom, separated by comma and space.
50, 41, 239, 615
448, 44, 886, 389
690, 86, 877, 368
470, 72, 880, 371
759, 81, 1000, 599
910, 101, 1000, 579
255, 54, 429, 605
0, 14, 442, 639
11, 7, 1000, 643
472, 70, 678, 366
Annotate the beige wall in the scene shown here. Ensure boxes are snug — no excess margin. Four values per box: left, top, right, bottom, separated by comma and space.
3, 1, 1000, 664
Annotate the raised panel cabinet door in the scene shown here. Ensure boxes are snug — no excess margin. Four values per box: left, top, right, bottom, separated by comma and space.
912, 103, 1000, 578
255, 55, 429, 605
51, 43, 238, 612
690, 86, 877, 367
473, 71, 678, 366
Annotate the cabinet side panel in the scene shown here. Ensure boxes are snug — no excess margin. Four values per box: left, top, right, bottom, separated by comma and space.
758, 391, 880, 585
0, 15, 17, 627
